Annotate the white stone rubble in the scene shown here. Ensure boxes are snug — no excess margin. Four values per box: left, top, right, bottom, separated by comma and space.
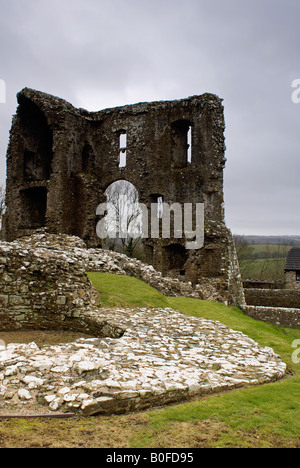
6, 231, 226, 302
0, 307, 286, 416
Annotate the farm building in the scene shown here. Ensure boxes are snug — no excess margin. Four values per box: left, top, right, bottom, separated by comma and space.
285, 247, 300, 290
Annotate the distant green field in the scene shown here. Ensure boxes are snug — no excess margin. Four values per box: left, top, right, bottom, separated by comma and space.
239, 257, 286, 281
252, 243, 290, 252
237, 243, 291, 281
249, 244, 291, 258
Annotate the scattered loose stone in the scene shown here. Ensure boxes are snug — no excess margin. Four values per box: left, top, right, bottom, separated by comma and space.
0, 307, 286, 416
18, 389, 32, 401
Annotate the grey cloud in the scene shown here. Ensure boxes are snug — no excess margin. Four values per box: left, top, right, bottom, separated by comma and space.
0, 0, 299, 235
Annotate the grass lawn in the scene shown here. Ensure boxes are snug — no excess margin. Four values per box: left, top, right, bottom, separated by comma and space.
87, 272, 169, 309
1, 272, 300, 448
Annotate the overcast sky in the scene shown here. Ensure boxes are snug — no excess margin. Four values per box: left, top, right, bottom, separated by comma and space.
0, 0, 299, 235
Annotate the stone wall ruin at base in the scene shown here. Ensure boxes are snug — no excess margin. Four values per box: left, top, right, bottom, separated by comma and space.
0, 231, 287, 416
0, 230, 245, 333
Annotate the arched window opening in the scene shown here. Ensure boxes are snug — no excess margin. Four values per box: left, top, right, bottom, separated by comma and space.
103, 180, 142, 257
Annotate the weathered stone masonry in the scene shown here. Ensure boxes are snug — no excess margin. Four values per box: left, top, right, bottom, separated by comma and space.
0, 231, 238, 332
3, 88, 245, 307
0, 234, 125, 337
244, 288, 300, 328
0, 232, 287, 415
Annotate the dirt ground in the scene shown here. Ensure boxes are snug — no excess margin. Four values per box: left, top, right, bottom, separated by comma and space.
0, 330, 91, 347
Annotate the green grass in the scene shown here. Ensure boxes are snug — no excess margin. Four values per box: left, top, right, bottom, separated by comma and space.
87, 272, 169, 309
87, 272, 300, 447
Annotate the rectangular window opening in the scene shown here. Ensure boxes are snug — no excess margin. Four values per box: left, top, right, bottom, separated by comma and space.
157, 196, 163, 219
296, 271, 300, 281
119, 131, 127, 168
172, 120, 192, 168
187, 126, 192, 164
119, 149, 127, 168
20, 187, 47, 229
150, 194, 164, 219
120, 132, 127, 149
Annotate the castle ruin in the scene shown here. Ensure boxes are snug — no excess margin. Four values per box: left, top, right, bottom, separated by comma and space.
3, 88, 244, 306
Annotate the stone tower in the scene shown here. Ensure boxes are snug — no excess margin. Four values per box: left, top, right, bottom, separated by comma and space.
4, 88, 244, 306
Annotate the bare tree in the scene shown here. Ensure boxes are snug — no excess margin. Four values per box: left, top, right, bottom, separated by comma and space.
257, 239, 290, 281
233, 234, 258, 279
234, 235, 290, 282
104, 181, 142, 257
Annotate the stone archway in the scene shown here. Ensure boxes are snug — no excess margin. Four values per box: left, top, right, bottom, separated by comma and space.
103, 180, 143, 257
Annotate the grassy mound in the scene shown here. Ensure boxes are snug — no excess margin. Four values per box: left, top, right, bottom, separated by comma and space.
87, 272, 169, 309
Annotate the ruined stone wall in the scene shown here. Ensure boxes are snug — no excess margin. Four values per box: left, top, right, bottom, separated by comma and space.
244, 305, 300, 328
4, 88, 244, 306
0, 233, 126, 337
0, 230, 242, 314
0, 232, 289, 415
244, 284, 300, 328
285, 271, 300, 291
244, 288, 300, 309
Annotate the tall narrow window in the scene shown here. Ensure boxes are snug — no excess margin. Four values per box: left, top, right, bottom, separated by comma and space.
187, 126, 192, 164
172, 120, 192, 168
119, 131, 127, 168
150, 194, 164, 219
157, 196, 163, 219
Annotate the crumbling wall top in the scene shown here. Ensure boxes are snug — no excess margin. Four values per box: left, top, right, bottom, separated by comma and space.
16, 87, 224, 122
